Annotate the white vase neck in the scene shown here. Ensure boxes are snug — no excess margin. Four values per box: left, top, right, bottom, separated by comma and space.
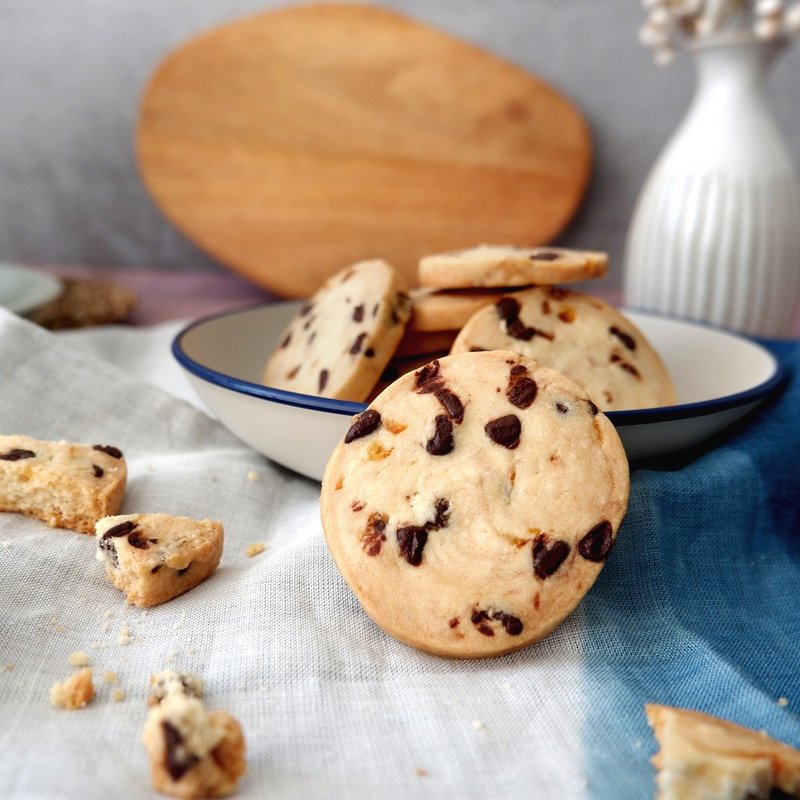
689, 37, 781, 96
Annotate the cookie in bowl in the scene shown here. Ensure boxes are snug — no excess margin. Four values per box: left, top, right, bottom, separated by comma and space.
262, 259, 411, 402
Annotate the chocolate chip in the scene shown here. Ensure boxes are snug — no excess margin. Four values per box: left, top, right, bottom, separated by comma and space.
532, 534, 570, 579
280, 332, 292, 348
609, 326, 636, 351
0, 448, 35, 461
449, 617, 460, 628
127, 529, 151, 550
428, 498, 450, 530
495, 296, 521, 324
588, 400, 599, 416
318, 369, 329, 392
350, 332, 367, 355
353, 304, 365, 322
492, 611, 523, 636
344, 409, 382, 443
435, 388, 464, 424
529, 251, 560, 261
578, 520, 614, 562
162, 720, 200, 781
364, 348, 375, 358
92, 464, 104, 478
484, 415, 521, 449
286, 365, 300, 380
93, 444, 123, 459
362, 513, 387, 557
150, 564, 162, 573
426, 414, 454, 456
471, 610, 495, 636
300, 302, 313, 316
414, 360, 442, 393
396, 525, 428, 566
555, 402, 569, 414
506, 368, 537, 409
103, 521, 137, 539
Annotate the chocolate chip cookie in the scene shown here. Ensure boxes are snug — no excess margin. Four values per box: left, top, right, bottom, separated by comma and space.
450, 286, 675, 411
262, 259, 411, 401
321, 351, 630, 659
418, 245, 608, 289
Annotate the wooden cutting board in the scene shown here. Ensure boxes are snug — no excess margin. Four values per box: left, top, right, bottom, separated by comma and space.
136, 4, 592, 297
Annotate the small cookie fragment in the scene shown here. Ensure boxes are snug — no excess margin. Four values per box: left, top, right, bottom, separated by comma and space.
451, 286, 675, 411
646, 704, 800, 799
49, 667, 94, 710
143, 669, 246, 799
418, 244, 608, 289
262, 259, 412, 402
321, 351, 629, 659
0, 435, 127, 533
95, 514, 223, 608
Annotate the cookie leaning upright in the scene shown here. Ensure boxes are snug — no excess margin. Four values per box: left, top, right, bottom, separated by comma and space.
262, 259, 411, 402
418, 244, 608, 289
321, 351, 630, 659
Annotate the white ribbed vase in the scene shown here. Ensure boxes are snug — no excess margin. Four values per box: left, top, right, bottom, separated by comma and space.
624, 35, 800, 337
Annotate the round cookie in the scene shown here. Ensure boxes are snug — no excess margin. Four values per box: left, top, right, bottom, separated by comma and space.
262, 259, 411, 402
450, 286, 675, 411
321, 351, 630, 659
418, 245, 608, 289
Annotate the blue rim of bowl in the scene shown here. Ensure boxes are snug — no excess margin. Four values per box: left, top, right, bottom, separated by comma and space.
172, 303, 788, 426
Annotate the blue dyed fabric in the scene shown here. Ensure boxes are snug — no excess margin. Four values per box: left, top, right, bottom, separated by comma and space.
581, 340, 800, 798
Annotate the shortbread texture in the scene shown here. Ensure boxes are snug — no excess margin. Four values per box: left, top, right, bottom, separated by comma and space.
0, 435, 127, 533
262, 258, 411, 401
95, 514, 223, 607
418, 244, 608, 288
49, 667, 94, 710
646, 704, 800, 800
321, 351, 630, 659
451, 286, 675, 411
143, 669, 246, 799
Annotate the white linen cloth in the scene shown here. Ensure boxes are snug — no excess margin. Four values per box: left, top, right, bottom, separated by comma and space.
0, 309, 591, 799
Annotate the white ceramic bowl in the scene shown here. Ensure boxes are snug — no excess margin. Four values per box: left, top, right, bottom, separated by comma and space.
172, 302, 784, 480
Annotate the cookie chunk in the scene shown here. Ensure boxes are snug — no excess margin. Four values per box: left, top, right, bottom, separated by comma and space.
418, 244, 608, 289
0, 435, 127, 533
321, 351, 630, 659
262, 259, 411, 401
646, 704, 800, 799
143, 669, 246, 799
450, 286, 675, 411
95, 514, 223, 607
49, 667, 94, 710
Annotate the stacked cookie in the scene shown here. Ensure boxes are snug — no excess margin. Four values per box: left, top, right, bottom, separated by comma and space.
262, 245, 675, 412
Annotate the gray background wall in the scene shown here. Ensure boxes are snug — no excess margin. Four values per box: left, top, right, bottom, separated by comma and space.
2, 0, 798, 293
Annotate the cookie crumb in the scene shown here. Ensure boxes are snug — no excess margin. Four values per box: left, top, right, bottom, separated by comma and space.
49, 667, 94, 709
112, 689, 126, 702
246, 470, 260, 482
67, 651, 90, 667
1, 540, 11, 549
3, 663, 15, 672
471, 719, 487, 733
414, 767, 429, 778
89, 641, 108, 649
103, 671, 119, 684
117, 625, 132, 646
245, 542, 266, 558
778, 696, 789, 707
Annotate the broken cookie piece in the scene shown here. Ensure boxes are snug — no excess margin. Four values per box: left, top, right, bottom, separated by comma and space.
95, 514, 223, 608
49, 667, 94, 710
646, 703, 800, 799
0, 435, 127, 533
143, 669, 246, 799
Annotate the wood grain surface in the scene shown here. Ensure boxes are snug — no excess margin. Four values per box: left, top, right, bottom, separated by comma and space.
136, 3, 592, 297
